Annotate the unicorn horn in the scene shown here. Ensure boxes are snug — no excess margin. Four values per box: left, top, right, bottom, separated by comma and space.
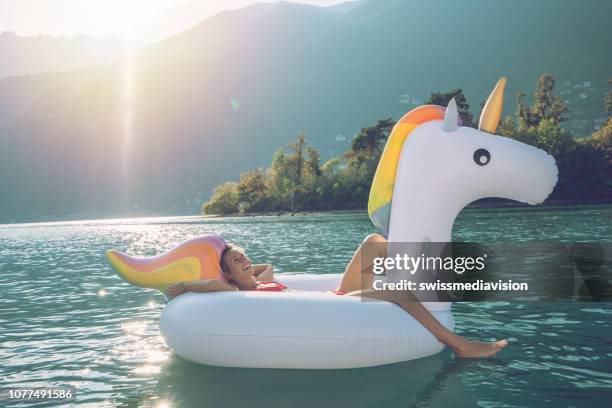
478, 77, 507, 133
442, 98, 459, 131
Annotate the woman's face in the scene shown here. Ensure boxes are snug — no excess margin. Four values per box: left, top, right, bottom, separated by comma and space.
222, 250, 254, 282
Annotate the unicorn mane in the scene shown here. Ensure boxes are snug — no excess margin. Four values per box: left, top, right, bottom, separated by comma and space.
368, 105, 446, 236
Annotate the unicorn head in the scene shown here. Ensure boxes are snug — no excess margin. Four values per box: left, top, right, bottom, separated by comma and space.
369, 78, 558, 242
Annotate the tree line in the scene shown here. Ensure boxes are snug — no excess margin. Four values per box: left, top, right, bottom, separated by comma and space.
202, 75, 612, 215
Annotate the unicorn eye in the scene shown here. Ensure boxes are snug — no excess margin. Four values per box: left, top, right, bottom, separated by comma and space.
473, 148, 491, 166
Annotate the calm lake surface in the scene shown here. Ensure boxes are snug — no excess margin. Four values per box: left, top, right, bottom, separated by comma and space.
1, 205, 611, 407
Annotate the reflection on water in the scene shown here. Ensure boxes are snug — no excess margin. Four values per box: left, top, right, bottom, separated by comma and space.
0, 205, 611, 407
150, 354, 477, 408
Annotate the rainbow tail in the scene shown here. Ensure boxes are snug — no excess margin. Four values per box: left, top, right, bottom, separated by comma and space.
106, 235, 226, 292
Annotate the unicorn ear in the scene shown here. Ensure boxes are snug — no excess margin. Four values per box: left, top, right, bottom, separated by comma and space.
442, 98, 459, 132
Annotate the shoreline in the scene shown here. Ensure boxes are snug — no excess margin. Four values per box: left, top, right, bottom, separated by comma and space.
202, 198, 612, 219
1, 199, 610, 225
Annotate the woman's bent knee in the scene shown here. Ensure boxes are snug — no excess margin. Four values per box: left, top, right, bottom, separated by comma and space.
363, 233, 387, 257
364, 233, 385, 244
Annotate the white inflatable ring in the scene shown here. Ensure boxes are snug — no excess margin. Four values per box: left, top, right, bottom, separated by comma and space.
160, 274, 454, 369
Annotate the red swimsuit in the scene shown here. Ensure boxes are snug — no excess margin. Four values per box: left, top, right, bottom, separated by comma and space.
255, 281, 344, 295
255, 281, 288, 292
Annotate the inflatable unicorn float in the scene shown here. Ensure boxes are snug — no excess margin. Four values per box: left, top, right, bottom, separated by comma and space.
107, 78, 558, 369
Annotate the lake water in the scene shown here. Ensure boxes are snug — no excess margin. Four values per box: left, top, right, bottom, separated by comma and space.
1, 205, 611, 407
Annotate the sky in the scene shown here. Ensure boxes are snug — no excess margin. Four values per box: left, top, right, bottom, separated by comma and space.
0, 0, 345, 42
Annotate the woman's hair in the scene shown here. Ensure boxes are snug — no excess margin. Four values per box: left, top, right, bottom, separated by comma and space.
220, 243, 245, 276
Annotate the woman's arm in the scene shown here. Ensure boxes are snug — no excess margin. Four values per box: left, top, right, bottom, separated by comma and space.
166, 279, 237, 299
253, 264, 274, 282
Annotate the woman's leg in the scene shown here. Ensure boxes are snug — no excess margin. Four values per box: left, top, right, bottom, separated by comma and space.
339, 233, 507, 357
336, 233, 387, 293
347, 288, 508, 358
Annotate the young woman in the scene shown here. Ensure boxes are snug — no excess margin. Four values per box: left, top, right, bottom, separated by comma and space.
166, 234, 508, 358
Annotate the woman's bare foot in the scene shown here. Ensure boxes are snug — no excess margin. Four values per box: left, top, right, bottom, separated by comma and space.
452, 339, 508, 358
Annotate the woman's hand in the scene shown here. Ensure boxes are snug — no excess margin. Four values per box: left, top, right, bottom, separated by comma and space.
166, 281, 188, 299
254, 264, 274, 282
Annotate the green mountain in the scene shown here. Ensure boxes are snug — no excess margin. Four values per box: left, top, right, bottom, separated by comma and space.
0, 0, 610, 222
